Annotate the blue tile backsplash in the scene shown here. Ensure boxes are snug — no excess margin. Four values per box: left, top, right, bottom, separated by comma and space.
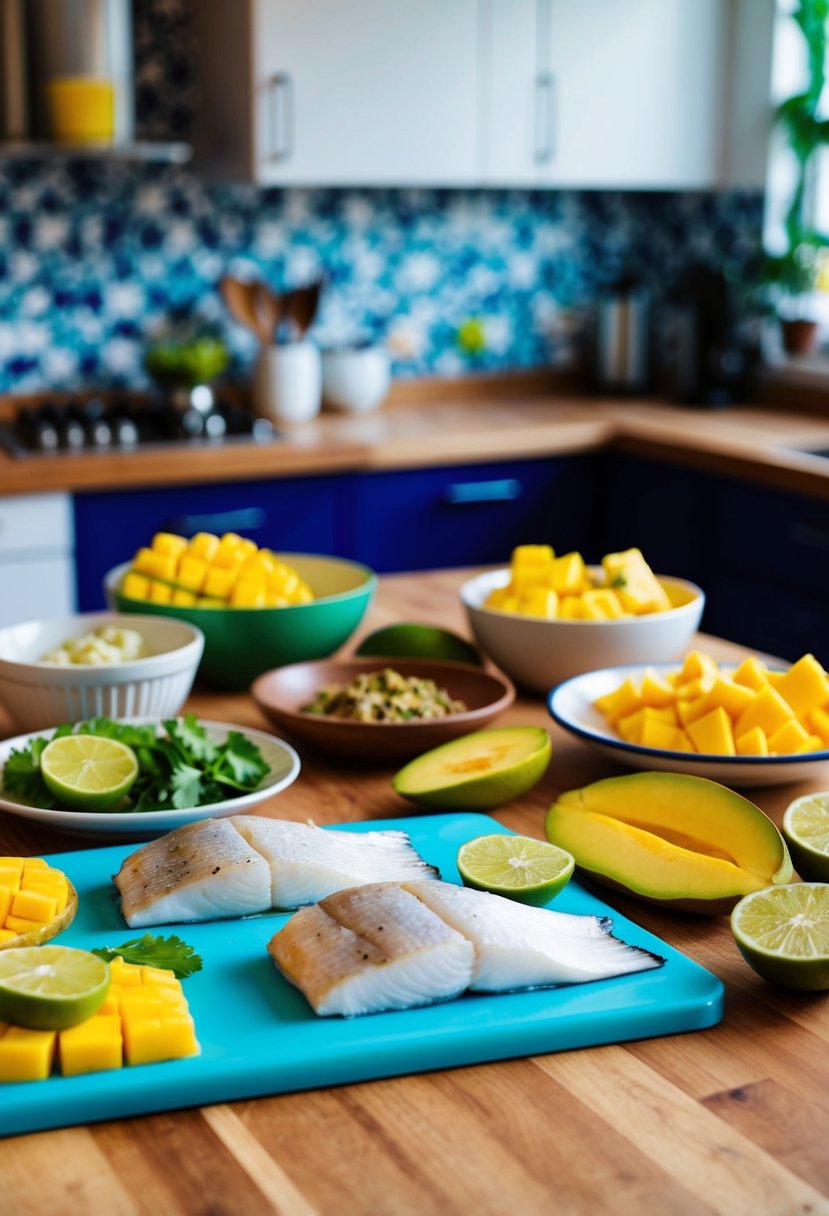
0, 0, 765, 395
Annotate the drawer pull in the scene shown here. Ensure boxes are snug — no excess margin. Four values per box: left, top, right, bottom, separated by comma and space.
162, 508, 266, 536
443, 479, 522, 505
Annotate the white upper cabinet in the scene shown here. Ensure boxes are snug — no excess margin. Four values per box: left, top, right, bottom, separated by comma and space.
194, 0, 774, 190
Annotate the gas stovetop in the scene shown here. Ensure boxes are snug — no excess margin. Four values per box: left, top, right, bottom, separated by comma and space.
0, 395, 278, 458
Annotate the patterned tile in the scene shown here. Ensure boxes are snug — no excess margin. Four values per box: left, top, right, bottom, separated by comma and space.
0, 0, 764, 393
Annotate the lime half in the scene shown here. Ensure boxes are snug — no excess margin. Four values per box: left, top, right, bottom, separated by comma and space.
0, 945, 110, 1029
40, 734, 139, 812
457, 833, 575, 905
731, 883, 829, 991
355, 623, 481, 666
783, 793, 829, 882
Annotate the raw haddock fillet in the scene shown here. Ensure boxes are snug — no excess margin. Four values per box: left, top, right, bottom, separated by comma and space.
404, 881, 663, 990
269, 882, 475, 1016
232, 816, 439, 908
115, 817, 272, 929
114, 816, 440, 927
268, 880, 664, 1016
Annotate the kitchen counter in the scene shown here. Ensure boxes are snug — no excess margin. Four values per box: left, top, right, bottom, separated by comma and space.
3, 380, 829, 501
2, 567, 829, 1214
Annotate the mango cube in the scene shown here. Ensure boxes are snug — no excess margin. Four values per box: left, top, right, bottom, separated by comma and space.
733, 657, 769, 691
59, 1016, 123, 1077
639, 720, 693, 752
557, 596, 584, 620
122, 1015, 199, 1067
520, 588, 558, 618
808, 707, 829, 746
774, 654, 829, 718
151, 532, 188, 560
686, 707, 736, 756
512, 544, 554, 567
735, 726, 769, 757
581, 589, 625, 620
548, 552, 586, 595
601, 548, 671, 614
148, 581, 173, 605
171, 590, 197, 607
594, 677, 642, 723
122, 572, 151, 601
203, 566, 239, 599
175, 555, 208, 593
735, 685, 795, 741
11, 889, 57, 923
639, 669, 676, 708
767, 718, 811, 755
680, 650, 720, 683
0, 1025, 56, 1082
132, 547, 177, 582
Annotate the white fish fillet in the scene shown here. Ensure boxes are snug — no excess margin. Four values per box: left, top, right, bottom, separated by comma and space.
114, 816, 439, 928
268, 880, 664, 1016
269, 883, 475, 1016
404, 881, 661, 990
115, 817, 272, 929
232, 816, 438, 909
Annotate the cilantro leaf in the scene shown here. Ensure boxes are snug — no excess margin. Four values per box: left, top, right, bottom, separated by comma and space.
213, 731, 270, 790
169, 762, 205, 810
164, 715, 218, 764
92, 934, 203, 979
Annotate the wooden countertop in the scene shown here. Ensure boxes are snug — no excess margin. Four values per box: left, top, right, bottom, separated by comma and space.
3, 568, 829, 1214
3, 383, 829, 501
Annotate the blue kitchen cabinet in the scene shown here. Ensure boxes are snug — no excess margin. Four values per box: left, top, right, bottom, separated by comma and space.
349, 456, 601, 573
73, 473, 352, 610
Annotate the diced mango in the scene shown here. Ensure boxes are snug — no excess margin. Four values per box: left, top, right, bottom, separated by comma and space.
187, 532, 220, 561
601, 548, 671, 614
686, 707, 736, 756
557, 596, 585, 620
59, 1015, 123, 1077
122, 1015, 199, 1067
176, 555, 209, 593
703, 677, 756, 721
799, 734, 826, 753
774, 654, 829, 718
212, 533, 244, 569
148, 581, 173, 605
639, 669, 676, 708
594, 677, 642, 722
581, 589, 626, 620
680, 650, 720, 683
3, 914, 43, 935
767, 718, 811, 755
171, 590, 197, 607
121, 572, 151, 601
512, 544, 554, 567
203, 566, 239, 599
548, 552, 587, 595
808, 706, 829, 746
639, 720, 693, 752
735, 726, 769, 757
735, 685, 795, 741
0, 929, 19, 945
151, 532, 188, 560
732, 657, 769, 691
132, 547, 177, 582
0, 1025, 56, 1082
10, 889, 57, 924
519, 588, 558, 619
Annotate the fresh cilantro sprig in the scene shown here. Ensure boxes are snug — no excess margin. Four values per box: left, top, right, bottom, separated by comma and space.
92, 933, 203, 979
1, 714, 270, 813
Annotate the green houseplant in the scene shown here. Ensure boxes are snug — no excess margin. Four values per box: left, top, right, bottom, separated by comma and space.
765, 0, 829, 353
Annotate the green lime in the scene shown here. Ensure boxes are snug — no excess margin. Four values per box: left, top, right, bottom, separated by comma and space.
0, 945, 110, 1029
356, 623, 481, 666
40, 734, 139, 812
783, 793, 829, 882
730, 883, 829, 991
457, 833, 574, 905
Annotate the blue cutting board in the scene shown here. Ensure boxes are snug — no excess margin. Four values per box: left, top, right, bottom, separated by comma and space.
1, 813, 724, 1138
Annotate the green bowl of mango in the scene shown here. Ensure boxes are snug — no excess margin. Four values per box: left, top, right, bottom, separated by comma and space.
105, 554, 377, 690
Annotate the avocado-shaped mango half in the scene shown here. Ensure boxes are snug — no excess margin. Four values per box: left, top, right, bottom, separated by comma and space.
393, 726, 551, 810
545, 771, 792, 914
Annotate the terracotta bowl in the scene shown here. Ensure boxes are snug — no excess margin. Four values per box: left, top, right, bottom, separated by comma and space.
251, 657, 515, 763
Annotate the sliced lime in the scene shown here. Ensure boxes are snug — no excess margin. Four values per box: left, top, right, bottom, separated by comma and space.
731, 883, 829, 991
457, 833, 574, 905
0, 945, 110, 1029
40, 734, 139, 812
783, 793, 829, 882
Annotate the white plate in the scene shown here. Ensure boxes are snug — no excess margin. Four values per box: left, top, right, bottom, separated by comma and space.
548, 664, 829, 787
0, 718, 301, 838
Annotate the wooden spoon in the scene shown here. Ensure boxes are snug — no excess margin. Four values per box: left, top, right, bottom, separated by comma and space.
220, 276, 271, 344
286, 278, 323, 339
252, 282, 285, 345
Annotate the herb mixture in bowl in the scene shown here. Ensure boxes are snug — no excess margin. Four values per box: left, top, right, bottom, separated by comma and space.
305, 667, 468, 723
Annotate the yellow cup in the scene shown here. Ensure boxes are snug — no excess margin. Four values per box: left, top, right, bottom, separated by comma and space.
46, 77, 115, 144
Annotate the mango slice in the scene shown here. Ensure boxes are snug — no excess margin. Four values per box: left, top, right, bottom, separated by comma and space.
545, 772, 792, 914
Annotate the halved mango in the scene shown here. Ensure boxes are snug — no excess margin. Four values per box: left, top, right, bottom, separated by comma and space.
545, 772, 792, 914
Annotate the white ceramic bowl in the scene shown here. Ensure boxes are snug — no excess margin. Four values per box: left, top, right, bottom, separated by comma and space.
322, 346, 391, 413
0, 612, 204, 731
549, 664, 829, 787
459, 567, 705, 694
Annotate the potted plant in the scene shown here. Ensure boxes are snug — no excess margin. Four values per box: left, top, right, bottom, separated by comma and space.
762, 0, 829, 355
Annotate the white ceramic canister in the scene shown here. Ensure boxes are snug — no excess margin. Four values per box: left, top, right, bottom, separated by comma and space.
253, 341, 322, 424
321, 345, 391, 413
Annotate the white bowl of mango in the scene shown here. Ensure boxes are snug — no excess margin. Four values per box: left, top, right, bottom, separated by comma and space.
460, 546, 704, 693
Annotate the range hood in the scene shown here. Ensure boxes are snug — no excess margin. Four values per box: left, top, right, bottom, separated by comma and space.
0, 0, 189, 160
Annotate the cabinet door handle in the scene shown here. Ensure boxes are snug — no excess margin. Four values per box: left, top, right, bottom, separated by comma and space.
161, 508, 266, 536
534, 72, 555, 165
443, 479, 521, 505
268, 72, 294, 161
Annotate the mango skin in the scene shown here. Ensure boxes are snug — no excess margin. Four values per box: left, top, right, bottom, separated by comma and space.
545, 772, 792, 915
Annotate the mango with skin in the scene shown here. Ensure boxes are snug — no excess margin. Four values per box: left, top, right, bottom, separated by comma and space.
545, 772, 792, 914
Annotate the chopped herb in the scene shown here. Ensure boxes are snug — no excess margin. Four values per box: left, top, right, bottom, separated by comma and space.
609, 573, 627, 589
1, 714, 270, 813
92, 933, 203, 979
